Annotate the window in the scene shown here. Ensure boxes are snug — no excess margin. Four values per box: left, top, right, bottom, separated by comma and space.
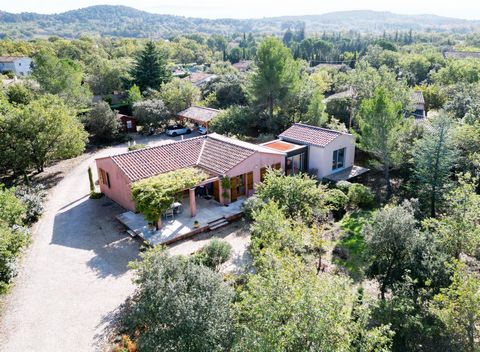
99, 168, 111, 188
332, 148, 345, 171
126, 120, 132, 129
286, 153, 305, 176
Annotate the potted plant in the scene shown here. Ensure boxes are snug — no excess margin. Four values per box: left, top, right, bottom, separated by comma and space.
193, 220, 200, 229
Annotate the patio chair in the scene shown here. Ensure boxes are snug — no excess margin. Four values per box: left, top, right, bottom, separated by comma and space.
164, 208, 174, 220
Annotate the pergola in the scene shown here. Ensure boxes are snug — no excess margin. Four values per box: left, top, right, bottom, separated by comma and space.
177, 106, 221, 133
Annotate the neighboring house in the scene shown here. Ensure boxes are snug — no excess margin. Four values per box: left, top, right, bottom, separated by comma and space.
117, 114, 137, 133
232, 60, 253, 72
411, 90, 426, 119
95, 133, 285, 213
184, 72, 217, 87
177, 105, 221, 132
263, 123, 368, 182
0, 56, 32, 76
444, 51, 480, 60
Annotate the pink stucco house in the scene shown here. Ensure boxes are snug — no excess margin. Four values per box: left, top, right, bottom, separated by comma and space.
95, 133, 285, 216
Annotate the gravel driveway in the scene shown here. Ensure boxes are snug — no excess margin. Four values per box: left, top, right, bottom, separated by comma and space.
0, 133, 188, 351
0, 132, 245, 351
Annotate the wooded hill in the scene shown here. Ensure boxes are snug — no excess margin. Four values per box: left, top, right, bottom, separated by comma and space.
1, 5, 480, 39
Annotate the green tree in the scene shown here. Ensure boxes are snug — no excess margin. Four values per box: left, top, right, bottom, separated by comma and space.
159, 78, 200, 115
432, 261, 480, 352
364, 201, 418, 299
412, 113, 455, 217
32, 50, 92, 107
249, 37, 300, 121
357, 88, 405, 198
4, 95, 87, 172
432, 173, 480, 258
132, 99, 169, 128
235, 255, 392, 352
255, 169, 331, 223
5, 83, 33, 105
85, 101, 122, 143
125, 247, 234, 352
131, 41, 171, 92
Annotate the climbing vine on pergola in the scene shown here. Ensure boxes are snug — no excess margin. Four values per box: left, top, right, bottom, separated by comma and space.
131, 168, 208, 228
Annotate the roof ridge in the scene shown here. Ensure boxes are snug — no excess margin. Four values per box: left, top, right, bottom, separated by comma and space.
293, 123, 343, 134
111, 136, 204, 160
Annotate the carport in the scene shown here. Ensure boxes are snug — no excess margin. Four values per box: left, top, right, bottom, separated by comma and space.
177, 106, 221, 134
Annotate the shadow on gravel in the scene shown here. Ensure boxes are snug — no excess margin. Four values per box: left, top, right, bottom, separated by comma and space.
52, 196, 140, 278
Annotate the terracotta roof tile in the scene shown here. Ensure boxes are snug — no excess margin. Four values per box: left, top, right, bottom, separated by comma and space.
198, 137, 255, 174
279, 123, 343, 148
102, 133, 278, 182
111, 138, 203, 182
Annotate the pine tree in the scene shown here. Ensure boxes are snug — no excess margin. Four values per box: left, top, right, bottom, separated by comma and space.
131, 41, 171, 92
413, 113, 455, 217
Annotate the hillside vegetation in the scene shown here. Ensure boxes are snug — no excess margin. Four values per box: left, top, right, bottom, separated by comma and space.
1, 6, 480, 39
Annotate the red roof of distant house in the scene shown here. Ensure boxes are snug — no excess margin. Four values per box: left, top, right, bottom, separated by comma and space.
0, 56, 26, 63
279, 123, 345, 148
101, 133, 284, 182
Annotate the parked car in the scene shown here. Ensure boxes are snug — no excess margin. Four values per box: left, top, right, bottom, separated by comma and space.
165, 125, 192, 136
198, 126, 208, 135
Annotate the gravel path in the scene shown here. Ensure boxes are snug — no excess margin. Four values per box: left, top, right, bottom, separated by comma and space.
0, 134, 184, 351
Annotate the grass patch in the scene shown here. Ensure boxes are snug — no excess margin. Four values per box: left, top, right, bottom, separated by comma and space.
333, 211, 373, 280
128, 143, 147, 151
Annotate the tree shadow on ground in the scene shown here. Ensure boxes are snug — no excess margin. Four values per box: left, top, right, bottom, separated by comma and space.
52, 196, 140, 279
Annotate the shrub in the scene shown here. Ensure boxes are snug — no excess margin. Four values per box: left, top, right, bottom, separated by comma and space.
0, 185, 26, 227
124, 247, 235, 351
242, 195, 264, 220
194, 239, 232, 271
347, 184, 376, 209
325, 188, 349, 212
336, 180, 352, 193
0, 225, 30, 293
14, 184, 47, 224
128, 143, 147, 151
84, 101, 122, 143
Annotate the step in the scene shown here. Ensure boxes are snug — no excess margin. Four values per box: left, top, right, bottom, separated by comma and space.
126, 230, 137, 238
207, 217, 228, 226
208, 218, 229, 231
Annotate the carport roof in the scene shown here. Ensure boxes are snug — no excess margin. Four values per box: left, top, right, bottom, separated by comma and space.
177, 106, 221, 124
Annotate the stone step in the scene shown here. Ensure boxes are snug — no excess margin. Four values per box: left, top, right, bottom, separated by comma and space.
208, 217, 229, 231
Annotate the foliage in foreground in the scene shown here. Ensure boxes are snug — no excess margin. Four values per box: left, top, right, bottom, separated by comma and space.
124, 247, 235, 352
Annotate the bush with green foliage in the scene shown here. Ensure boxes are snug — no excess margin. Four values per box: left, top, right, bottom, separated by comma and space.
14, 184, 47, 224
193, 239, 232, 271
128, 143, 147, 151
347, 183, 376, 209
85, 101, 122, 143
132, 99, 169, 128
124, 247, 234, 351
0, 225, 30, 293
159, 78, 200, 115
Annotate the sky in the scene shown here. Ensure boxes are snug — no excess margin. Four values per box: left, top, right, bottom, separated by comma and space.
1, 0, 480, 20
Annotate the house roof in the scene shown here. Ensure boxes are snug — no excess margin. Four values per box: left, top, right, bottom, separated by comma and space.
444, 51, 480, 59
177, 106, 221, 124
411, 90, 425, 105
184, 72, 217, 85
0, 56, 26, 63
279, 123, 345, 148
232, 60, 253, 71
324, 88, 355, 102
100, 133, 284, 182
